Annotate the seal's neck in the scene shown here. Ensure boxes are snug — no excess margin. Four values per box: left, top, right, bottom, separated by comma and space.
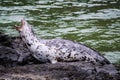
20, 26, 39, 44
15, 19, 44, 53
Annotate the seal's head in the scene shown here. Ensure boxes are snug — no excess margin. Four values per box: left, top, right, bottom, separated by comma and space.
14, 19, 32, 32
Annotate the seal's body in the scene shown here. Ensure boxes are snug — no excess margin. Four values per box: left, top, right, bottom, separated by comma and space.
15, 19, 110, 64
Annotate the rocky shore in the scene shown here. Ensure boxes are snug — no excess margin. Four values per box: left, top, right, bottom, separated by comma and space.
0, 33, 119, 80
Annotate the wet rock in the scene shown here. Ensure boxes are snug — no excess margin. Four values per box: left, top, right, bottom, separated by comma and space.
0, 62, 120, 80
0, 46, 19, 67
0, 34, 39, 67
0, 33, 119, 80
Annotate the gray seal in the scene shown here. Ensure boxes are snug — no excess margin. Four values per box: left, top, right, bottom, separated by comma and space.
14, 19, 110, 65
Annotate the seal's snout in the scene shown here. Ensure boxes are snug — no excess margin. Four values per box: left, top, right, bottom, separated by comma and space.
14, 25, 22, 31
14, 19, 26, 31
14, 23, 23, 31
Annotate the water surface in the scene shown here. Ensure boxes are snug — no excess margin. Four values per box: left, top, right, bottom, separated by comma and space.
0, 0, 120, 63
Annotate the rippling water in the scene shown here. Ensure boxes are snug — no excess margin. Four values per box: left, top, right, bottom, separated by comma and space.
0, 0, 120, 63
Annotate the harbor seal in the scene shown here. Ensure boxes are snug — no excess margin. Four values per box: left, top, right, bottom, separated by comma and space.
14, 19, 110, 65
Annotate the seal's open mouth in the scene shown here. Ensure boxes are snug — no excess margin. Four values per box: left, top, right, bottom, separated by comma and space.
14, 19, 25, 31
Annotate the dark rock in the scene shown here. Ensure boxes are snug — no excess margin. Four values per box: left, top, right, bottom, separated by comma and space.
0, 62, 119, 80
0, 33, 12, 47
0, 46, 19, 67
0, 33, 119, 80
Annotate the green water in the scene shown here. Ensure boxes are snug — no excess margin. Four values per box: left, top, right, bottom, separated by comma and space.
0, 0, 120, 64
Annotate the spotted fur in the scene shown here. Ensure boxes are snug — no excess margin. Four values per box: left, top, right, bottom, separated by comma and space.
15, 19, 110, 65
